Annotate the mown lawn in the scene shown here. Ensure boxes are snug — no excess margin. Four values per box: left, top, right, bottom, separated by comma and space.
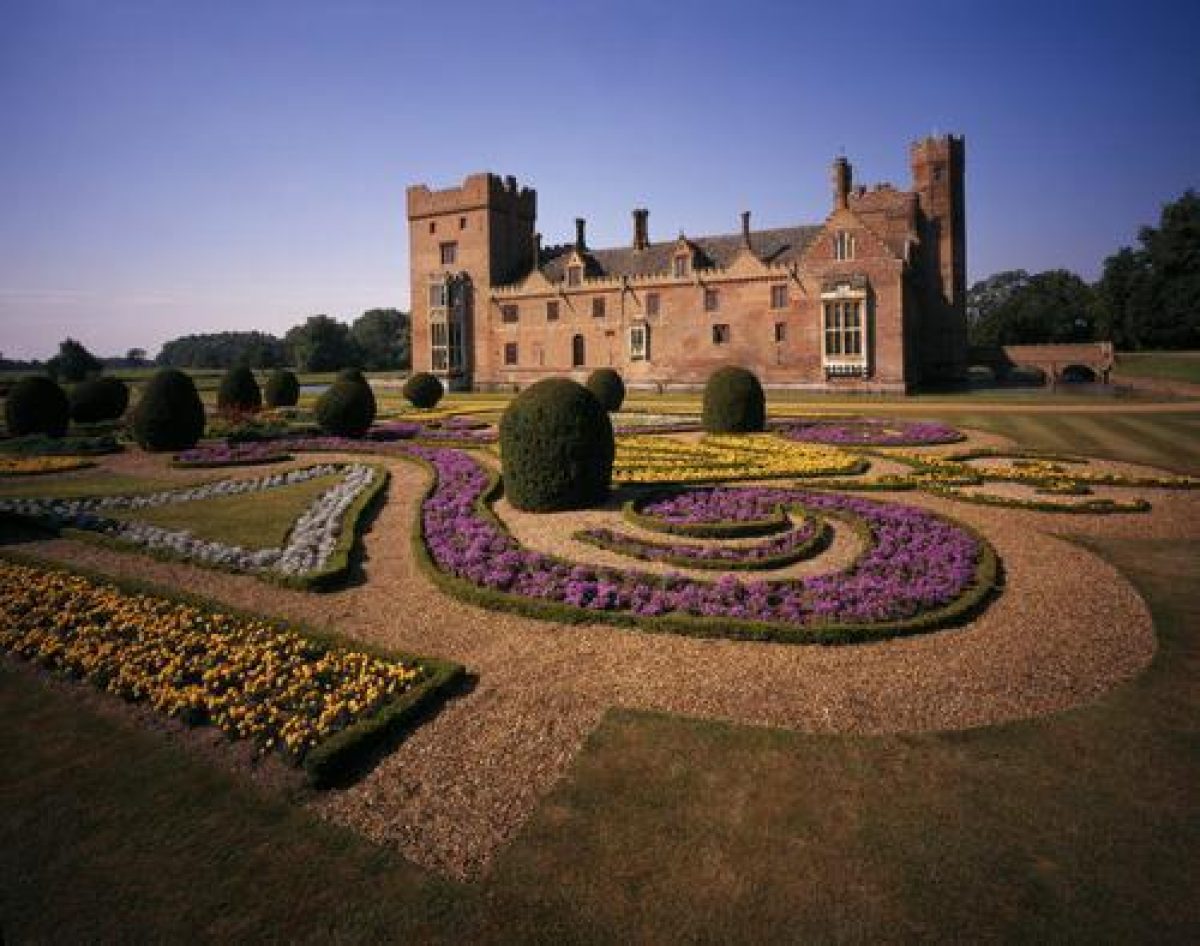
1115, 351, 1200, 385
1, 408, 1197, 942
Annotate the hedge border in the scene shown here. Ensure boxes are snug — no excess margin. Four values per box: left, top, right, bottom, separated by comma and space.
404, 450, 1001, 646
169, 453, 294, 470
623, 489, 791, 538
0, 462, 391, 592
0, 459, 97, 477
0, 549, 464, 788
573, 514, 833, 572
924, 485, 1152, 515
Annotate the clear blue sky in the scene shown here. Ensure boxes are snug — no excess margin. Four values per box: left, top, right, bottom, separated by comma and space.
2, 0, 1197, 359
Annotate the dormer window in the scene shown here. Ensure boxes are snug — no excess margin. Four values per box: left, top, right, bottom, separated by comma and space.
673, 255, 689, 279
567, 265, 582, 287
834, 231, 855, 261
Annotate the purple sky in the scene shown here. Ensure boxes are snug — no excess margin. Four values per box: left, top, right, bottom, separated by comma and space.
2, 0, 1197, 360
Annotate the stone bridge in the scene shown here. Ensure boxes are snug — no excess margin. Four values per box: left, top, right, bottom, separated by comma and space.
969, 342, 1116, 384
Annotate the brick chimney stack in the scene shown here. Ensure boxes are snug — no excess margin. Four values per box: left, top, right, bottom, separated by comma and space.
832, 156, 852, 210
531, 232, 541, 272
741, 211, 752, 249
575, 217, 587, 252
632, 208, 650, 250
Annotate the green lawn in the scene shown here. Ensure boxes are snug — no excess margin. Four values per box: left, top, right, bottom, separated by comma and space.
1115, 351, 1200, 385
104, 473, 342, 549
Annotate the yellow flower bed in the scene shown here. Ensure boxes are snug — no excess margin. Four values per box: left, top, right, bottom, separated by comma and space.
0, 456, 93, 476
613, 433, 861, 484
0, 560, 424, 760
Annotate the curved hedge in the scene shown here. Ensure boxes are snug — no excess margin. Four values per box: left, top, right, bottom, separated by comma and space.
702, 366, 766, 433
585, 368, 626, 412
499, 377, 614, 512
264, 369, 300, 408
68, 377, 129, 424
216, 366, 263, 413
131, 369, 207, 451
403, 372, 444, 409
315, 379, 377, 438
5, 376, 70, 438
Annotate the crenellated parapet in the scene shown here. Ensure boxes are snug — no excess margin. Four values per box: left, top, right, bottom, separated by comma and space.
407, 172, 536, 221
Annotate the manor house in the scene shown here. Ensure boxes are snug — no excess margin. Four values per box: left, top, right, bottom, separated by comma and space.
406, 135, 967, 393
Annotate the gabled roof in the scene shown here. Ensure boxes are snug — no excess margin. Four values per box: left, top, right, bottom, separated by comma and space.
535, 225, 824, 283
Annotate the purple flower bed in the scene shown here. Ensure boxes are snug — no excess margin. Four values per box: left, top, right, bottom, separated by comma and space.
366, 422, 421, 441
777, 418, 963, 446
173, 442, 292, 467
576, 515, 825, 569
410, 444, 988, 633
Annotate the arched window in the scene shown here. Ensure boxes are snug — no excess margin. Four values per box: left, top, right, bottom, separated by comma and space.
572, 334, 586, 367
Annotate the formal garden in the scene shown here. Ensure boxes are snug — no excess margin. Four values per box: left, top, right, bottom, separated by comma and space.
2, 363, 1199, 939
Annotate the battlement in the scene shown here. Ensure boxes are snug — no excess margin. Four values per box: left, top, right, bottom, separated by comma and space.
407, 172, 536, 221
909, 133, 965, 157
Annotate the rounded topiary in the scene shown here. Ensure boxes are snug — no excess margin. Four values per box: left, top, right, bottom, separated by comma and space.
216, 365, 262, 413
336, 367, 367, 384
315, 379, 377, 437
585, 368, 626, 412
500, 377, 614, 512
132, 369, 207, 451
4, 376, 70, 438
702, 366, 766, 434
403, 372, 444, 409
69, 376, 130, 423
263, 368, 300, 408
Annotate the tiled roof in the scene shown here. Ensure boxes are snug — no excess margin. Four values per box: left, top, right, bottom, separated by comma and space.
537, 225, 824, 283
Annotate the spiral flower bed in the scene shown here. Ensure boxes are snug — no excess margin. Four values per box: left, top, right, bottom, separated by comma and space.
778, 418, 964, 446
173, 442, 293, 468
408, 444, 996, 643
0, 463, 383, 585
612, 434, 865, 484
574, 513, 830, 571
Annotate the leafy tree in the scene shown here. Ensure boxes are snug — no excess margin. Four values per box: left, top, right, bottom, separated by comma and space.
284, 315, 361, 372
968, 270, 1096, 347
1098, 190, 1200, 350
966, 270, 1030, 345
126, 347, 148, 365
156, 331, 287, 369
351, 308, 410, 371
47, 338, 102, 382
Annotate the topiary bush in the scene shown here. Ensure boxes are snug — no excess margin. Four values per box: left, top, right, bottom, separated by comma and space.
586, 368, 626, 412
263, 368, 300, 408
337, 367, 367, 384
131, 369, 207, 451
4, 376, 70, 438
315, 379, 377, 438
216, 365, 263, 413
500, 377, 614, 512
403, 372, 444, 409
702, 366, 766, 434
69, 377, 130, 424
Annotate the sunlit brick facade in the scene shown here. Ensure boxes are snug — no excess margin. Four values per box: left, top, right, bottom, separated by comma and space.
406, 135, 966, 393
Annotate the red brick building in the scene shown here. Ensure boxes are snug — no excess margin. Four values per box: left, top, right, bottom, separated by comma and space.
406, 135, 966, 393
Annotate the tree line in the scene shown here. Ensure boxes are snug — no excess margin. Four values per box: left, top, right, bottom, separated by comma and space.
969, 190, 1199, 350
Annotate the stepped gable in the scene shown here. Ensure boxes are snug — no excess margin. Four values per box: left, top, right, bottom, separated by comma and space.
536, 224, 823, 283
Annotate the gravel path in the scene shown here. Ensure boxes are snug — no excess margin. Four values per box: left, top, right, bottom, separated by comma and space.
9, 432, 1193, 880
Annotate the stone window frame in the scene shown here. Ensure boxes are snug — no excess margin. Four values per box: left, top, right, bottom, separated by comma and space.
646, 292, 660, 317
770, 283, 788, 309
820, 282, 870, 374
428, 280, 448, 310
503, 341, 519, 366
833, 230, 856, 262
592, 297, 606, 319
629, 321, 649, 361
704, 288, 720, 312
672, 254, 690, 279
500, 303, 519, 324
567, 265, 583, 287
712, 323, 731, 345
774, 321, 787, 343
546, 299, 560, 321
440, 242, 458, 265
571, 334, 586, 367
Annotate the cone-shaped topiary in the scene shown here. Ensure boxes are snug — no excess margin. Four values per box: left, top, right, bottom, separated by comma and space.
69, 376, 129, 423
336, 367, 367, 384
500, 377, 614, 512
315, 379, 377, 437
132, 369, 207, 451
263, 368, 300, 408
403, 371, 444, 409
585, 368, 626, 412
702, 366, 766, 433
216, 365, 263, 413
5, 375, 70, 438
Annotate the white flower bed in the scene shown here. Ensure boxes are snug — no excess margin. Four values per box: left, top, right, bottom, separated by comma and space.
0, 463, 379, 578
